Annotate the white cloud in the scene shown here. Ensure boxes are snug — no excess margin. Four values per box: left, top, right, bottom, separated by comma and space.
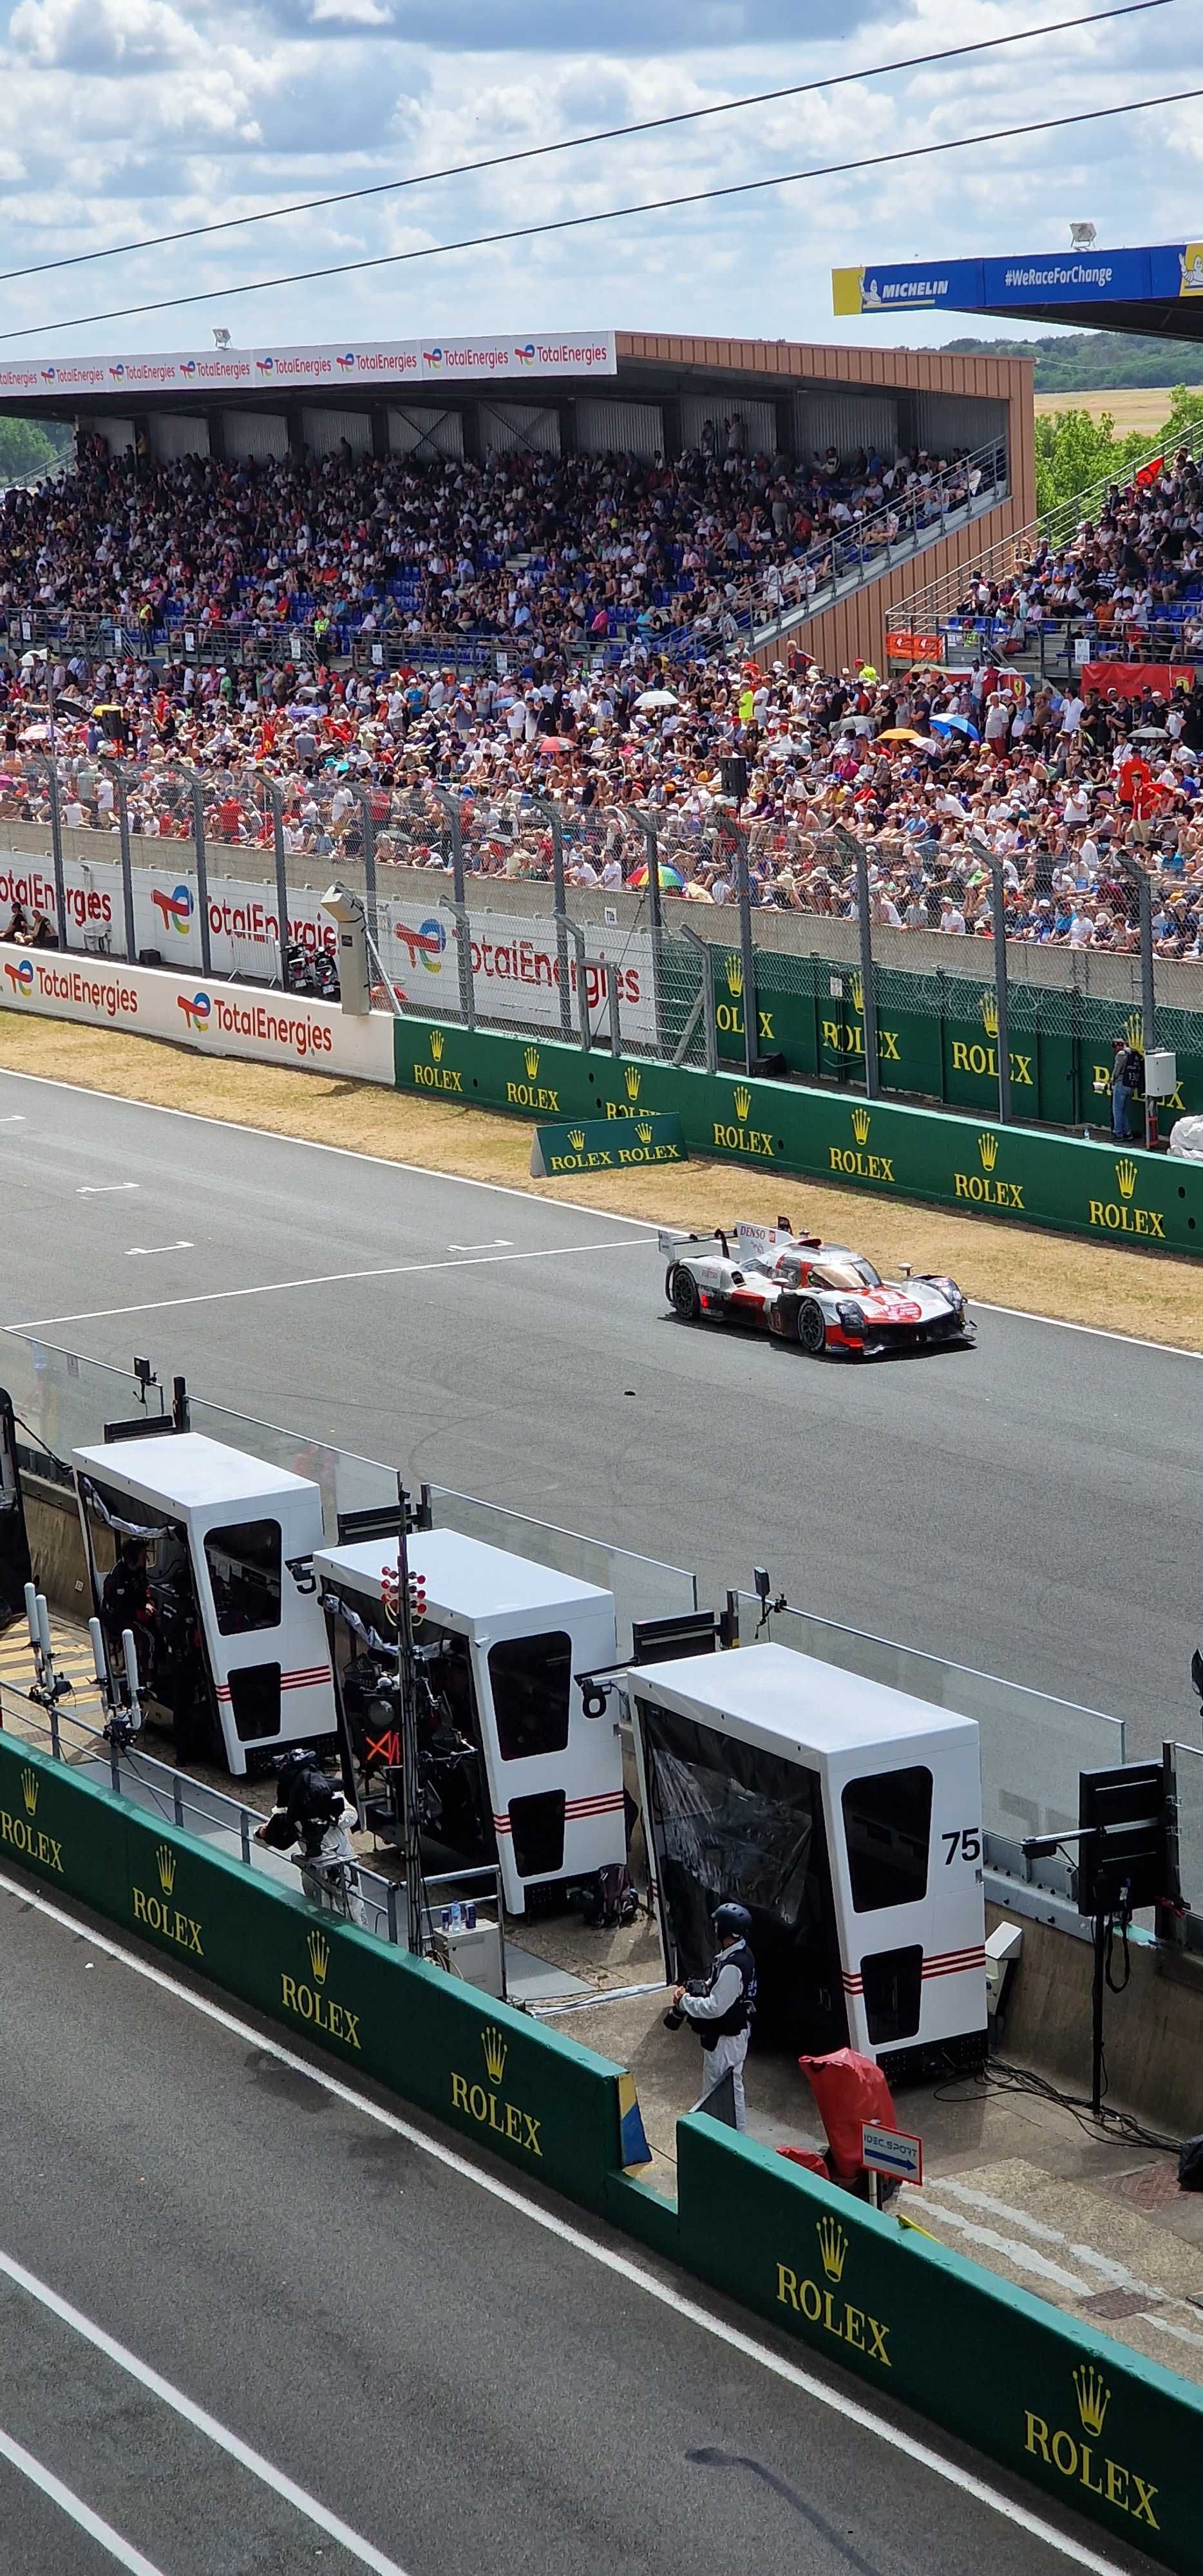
0, 0, 1193, 359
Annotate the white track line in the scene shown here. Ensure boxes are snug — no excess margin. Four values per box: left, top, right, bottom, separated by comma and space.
7, 1235, 652, 1331
0, 2242, 409, 2576
0, 1868, 1132, 2576
0, 2423, 166, 2575
3, 1062, 1197, 1360
0, 1066, 656, 1229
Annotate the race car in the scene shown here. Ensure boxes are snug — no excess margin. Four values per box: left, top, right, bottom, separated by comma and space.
659, 1218, 975, 1359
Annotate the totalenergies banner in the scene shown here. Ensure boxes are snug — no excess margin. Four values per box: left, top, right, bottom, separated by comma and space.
0, 332, 617, 402
833, 243, 1203, 316
0, 940, 394, 1081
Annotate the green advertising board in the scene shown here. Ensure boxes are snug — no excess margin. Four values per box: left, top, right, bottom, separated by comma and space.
530, 1111, 686, 1177
393, 1013, 1203, 1255
677, 2116, 1203, 2572
690, 939, 1203, 1133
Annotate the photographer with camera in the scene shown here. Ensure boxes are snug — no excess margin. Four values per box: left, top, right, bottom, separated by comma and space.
255, 1747, 366, 1926
664, 1902, 757, 2132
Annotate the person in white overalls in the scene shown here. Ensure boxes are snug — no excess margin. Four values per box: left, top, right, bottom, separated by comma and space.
674, 1903, 757, 2132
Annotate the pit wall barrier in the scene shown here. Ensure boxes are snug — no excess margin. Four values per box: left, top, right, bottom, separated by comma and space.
0, 943, 395, 1084
673, 2116, 1203, 2570
395, 1015, 1203, 1255
0, 1732, 625, 2210
3, 1726, 1202, 2573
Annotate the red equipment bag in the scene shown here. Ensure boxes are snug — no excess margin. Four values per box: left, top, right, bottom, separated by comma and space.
777, 2148, 830, 2179
797, 2049, 898, 2177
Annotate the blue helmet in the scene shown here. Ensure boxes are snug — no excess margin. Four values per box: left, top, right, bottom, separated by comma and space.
712, 1902, 752, 1938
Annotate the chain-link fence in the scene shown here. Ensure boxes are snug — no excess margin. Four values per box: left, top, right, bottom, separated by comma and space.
1, 756, 1199, 1132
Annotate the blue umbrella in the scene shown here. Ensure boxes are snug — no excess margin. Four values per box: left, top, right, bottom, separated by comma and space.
931, 714, 980, 741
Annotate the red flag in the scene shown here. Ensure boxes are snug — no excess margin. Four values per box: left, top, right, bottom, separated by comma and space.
1134, 456, 1164, 487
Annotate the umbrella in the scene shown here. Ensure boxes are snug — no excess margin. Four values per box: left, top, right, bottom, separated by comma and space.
635, 688, 679, 710
876, 728, 927, 744
17, 723, 51, 741
629, 860, 686, 891
1132, 724, 1169, 739
539, 735, 574, 753
931, 714, 980, 740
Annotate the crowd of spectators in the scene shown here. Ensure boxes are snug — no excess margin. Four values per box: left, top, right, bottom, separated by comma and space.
1, 435, 1202, 958
954, 442, 1203, 662
0, 429, 978, 659
4, 630, 1203, 956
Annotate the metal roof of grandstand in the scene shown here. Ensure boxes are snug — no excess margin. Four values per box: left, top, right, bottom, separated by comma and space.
833, 240, 1203, 341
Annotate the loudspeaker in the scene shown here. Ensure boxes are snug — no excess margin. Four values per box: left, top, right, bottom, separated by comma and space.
752, 1052, 787, 1078
137, 948, 163, 967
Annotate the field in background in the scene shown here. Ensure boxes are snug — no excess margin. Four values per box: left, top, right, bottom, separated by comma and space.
1032, 384, 1203, 433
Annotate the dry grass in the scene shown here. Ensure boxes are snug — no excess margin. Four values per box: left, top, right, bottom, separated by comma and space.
1, 1013, 1197, 1350
1032, 386, 1203, 436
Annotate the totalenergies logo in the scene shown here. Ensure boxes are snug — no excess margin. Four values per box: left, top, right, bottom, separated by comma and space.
109, 363, 126, 379
4, 958, 34, 996
256, 355, 275, 374
395, 917, 446, 974
514, 343, 536, 366
423, 346, 444, 368
177, 990, 211, 1033
151, 884, 193, 938
41, 366, 56, 383
180, 359, 197, 377
336, 351, 356, 371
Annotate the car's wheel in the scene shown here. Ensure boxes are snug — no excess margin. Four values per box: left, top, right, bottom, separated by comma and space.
796, 1299, 827, 1356
670, 1265, 701, 1322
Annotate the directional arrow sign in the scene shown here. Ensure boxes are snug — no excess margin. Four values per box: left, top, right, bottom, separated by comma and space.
126, 1242, 194, 1258
861, 2121, 923, 2187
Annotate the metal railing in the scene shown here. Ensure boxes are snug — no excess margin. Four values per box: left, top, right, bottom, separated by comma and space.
3, 759, 1197, 1132
0, 1672, 507, 1984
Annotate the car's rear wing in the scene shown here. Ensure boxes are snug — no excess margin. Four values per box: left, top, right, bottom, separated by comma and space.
658, 1226, 733, 1258
658, 1216, 804, 1262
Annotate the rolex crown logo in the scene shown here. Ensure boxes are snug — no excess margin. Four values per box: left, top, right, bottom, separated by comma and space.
851, 1105, 871, 1145
725, 954, 744, 998
429, 1027, 444, 1063
1072, 2363, 1110, 2438
524, 1045, 540, 1080
20, 1767, 38, 1819
625, 1066, 641, 1101
980, 993, 999, 1037
567, 1128, 586, 1151
1115, 1157, 1138, 1202
482, 2024, 508, 2086
155, 1843, 176, 1897
636, 1121, 654, 1144
307, 1928, 330, 1987
978, 1132, 999, 1171
734, 1085, 752, 1123
817, 2215, 849, 2284
1122, 1011, 1144, 1052
849, 972, 864, 1014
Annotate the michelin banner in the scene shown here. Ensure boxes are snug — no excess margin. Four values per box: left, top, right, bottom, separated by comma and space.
833, 242, 1203, 317
0, 848, 657, 1043
0, 942, 395, 1082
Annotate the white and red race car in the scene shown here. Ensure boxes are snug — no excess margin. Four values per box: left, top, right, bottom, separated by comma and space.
659, 1218, 975, 1359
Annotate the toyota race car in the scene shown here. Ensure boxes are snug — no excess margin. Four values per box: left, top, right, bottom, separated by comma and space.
659, 1218, 975, 1359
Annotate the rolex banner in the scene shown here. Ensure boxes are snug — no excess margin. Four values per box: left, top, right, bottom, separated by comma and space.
678, 2116, 1203, 2574
0, 1733, 628, 2213
530, 1112, 687, 1178
393, 1016, 1203, 1256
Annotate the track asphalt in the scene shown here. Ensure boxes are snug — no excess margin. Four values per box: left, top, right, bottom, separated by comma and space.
1, 1067, 1197, 1747
0, 1875, 1159, 2576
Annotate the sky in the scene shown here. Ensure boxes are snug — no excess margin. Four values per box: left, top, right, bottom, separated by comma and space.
0, 0, 1198, 359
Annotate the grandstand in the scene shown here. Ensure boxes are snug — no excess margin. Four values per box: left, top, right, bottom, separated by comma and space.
0, 327, 1031, 673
